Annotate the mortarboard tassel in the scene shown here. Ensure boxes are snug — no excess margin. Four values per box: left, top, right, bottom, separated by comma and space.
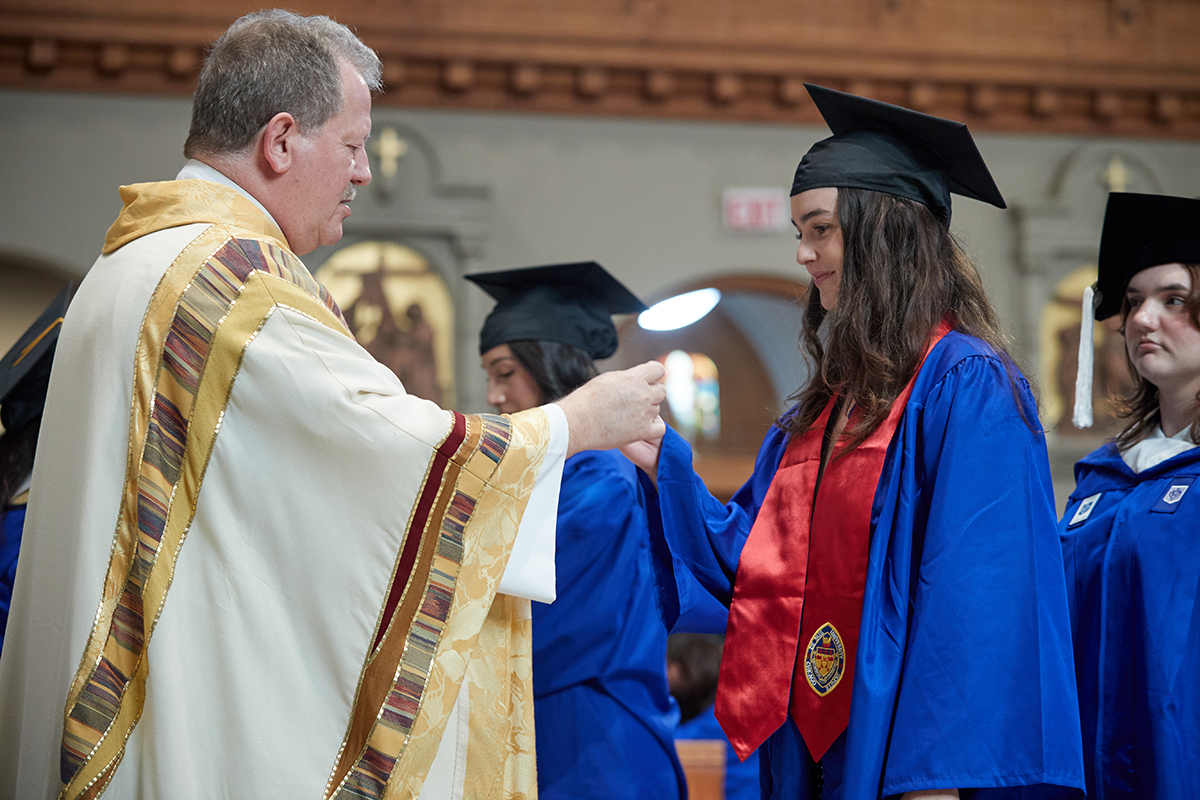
1072, 284, 1096, 429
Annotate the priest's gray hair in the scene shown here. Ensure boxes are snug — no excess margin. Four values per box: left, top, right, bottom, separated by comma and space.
184, 9, 382, 158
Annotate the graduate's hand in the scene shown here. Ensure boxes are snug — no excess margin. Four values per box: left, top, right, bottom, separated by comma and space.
557, 361, 666, 458
619, 430, 664, 484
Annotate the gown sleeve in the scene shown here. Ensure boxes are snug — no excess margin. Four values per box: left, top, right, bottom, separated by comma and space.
640, 424, 787, 629
497, 402, 567, 603
844, 352, 1084, 798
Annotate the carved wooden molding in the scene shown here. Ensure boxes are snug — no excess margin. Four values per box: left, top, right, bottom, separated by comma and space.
2, 0, 1199, 138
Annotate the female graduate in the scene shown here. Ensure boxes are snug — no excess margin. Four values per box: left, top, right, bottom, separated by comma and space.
465, 262, 688, 800
1060, 191, 1200, 799
623, 85, 1084, 799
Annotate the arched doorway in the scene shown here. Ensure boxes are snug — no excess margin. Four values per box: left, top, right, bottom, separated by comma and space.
609, 274, 809, 499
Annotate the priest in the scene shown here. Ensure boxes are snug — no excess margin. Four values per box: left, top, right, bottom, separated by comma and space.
0, 10, 665, 800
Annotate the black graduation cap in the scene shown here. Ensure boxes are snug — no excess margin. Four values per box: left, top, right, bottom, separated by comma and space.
1094, 192, 1200, 320
791, 84, 1006, 225
465, 262, 646, 360
0, 283, 72, 432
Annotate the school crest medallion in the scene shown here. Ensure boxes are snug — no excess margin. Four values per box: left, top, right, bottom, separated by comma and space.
804, 622, 845, 696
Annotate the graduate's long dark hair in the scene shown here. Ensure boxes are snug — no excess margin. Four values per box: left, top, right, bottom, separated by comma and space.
507, 340, 598, 404
779, 187, 1023, 450
1113, 263, 1200, 450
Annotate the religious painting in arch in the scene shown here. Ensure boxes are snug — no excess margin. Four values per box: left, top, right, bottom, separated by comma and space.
610, 274, 809, 501
1040, 264, 1135, 439
314, 242, 456, 407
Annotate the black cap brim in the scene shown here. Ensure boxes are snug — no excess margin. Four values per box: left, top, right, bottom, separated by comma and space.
0, 283, 73, 430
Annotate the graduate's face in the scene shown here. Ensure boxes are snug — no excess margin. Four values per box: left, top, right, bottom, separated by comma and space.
1124, 263, 1200, 396
482, 344, 543, 414
791, 187, 844, 311
278, 60, 373, 255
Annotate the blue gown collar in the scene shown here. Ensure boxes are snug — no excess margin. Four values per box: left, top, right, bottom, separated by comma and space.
1076, 438, 1200, 483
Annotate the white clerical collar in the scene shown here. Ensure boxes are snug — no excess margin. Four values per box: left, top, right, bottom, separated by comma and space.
175, 160, 281, 231
1120, 423, 1200, 474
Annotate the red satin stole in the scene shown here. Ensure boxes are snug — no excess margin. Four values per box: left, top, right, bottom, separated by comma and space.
715, 323, 949, 763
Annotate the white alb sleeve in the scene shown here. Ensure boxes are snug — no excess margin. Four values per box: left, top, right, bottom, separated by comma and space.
496, 403, 567, 603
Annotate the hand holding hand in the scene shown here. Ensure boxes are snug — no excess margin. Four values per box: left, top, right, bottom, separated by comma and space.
556, 361, 666, 458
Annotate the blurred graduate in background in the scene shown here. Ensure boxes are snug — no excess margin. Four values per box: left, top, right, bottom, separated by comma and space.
468, 262, 687, 800
668, 633, 761, 800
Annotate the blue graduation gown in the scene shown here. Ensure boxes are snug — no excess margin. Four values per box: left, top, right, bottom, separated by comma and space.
0, 504, 24, 656
1059, 441, 1200, 799
1175, 574, 1200, 799
532, 449, 687, 800
643, 331, 1085, 799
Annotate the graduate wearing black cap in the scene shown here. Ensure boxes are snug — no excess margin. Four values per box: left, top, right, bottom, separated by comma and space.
0, 284, 71, 656
1058, 191, 1200, 799
623, 86, 1084, 799
466, 262, 688, 800
469, 261, 646, 411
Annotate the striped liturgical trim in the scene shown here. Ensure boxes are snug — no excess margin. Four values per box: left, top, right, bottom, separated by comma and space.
326, 413, 514, 799
59, 231, 348, 800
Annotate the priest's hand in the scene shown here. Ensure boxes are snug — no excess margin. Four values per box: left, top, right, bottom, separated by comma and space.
557, 361, 666, 458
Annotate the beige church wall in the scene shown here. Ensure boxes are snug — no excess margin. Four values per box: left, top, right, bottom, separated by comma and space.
4, 86, 1200, 506
6, 88, 1200, 315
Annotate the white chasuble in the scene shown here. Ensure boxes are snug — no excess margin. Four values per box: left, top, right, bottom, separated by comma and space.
0, 176, 563, 799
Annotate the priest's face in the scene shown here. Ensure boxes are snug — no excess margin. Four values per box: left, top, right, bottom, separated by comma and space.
482, 344, 543, 414
1123, 262, 1200, 399
791, 187, 844, 311
277, 59, 373, 255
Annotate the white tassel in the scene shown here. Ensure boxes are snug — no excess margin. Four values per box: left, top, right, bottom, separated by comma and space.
1072, 284, 1096, 429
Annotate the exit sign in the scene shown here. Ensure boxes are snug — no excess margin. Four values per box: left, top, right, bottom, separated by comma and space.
722, 188, 791, 233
